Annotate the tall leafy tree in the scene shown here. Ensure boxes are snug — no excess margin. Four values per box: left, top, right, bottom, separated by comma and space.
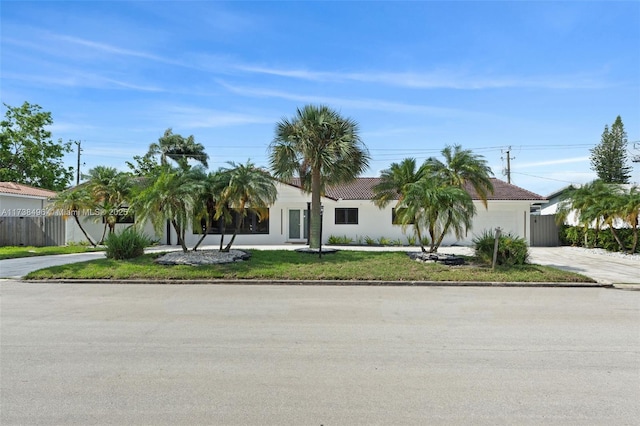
270, 105, 370, 249
216, 161, 277, 252
0, 102, 73, 190
590, 116, 631, 184
146, 128, 209, 169
48, 187, 97, 246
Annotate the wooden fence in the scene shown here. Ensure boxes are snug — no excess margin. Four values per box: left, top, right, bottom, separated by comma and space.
0, 216, 66, 247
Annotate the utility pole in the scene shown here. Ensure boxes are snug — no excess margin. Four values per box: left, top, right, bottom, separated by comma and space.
501, 146, 515, 184
75, 141, 82, 185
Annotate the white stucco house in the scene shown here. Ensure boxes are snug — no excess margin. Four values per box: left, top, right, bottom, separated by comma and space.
45, 177, 548, 248
161, 177, 544, 248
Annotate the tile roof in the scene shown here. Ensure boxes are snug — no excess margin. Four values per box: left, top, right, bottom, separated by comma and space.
0, 182, 57, 198
287, 177, 545, 201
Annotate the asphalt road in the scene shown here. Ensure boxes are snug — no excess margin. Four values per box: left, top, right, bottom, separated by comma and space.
1, 282, 638, 425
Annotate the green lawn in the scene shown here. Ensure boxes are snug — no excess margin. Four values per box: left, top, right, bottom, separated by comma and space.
0, 245, 104, 260
24, 250, 595, 283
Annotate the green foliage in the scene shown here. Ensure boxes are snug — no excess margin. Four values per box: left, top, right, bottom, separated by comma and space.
327, 235, 353, 245
390, 238, 403, 246
270, 104, 370, 249
473, 230, 529, 266
377, 236, 391, 245
406, 235, 417, 246
364, 236, 376, 245
0, 102, 73, 190
147, 128, 209, 169
589, 116, 631, 184
104, 227, 152, 260
560, 226, 639, 253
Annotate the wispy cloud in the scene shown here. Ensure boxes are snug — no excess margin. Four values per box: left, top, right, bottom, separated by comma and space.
49, 34, 183, 66
218, 81, 479, 117
3, 72, 165, 92
160, 106, 274, 129
236, 65, 610, 90
518, 156, 590, 169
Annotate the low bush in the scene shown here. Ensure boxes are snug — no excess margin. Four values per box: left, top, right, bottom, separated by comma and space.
327, 235, 353, 245
473, 230, 529, 266
560, 225, 638, 253
104, 227, 152, 260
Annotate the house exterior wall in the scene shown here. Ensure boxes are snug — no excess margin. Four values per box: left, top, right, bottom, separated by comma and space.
0, 194, 50, 216
178, 183, 536, 248
65, 214, 157, 245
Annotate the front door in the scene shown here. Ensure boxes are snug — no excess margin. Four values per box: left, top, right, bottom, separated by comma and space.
288, 209, 308, 242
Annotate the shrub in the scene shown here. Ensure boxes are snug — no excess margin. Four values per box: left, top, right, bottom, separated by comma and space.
364, 236, 376, 245
104, 227, 152, 260
327, 235, 353, 245
473, 230, 529, 266
378, 236, 391, 246
406, 235, 417, 246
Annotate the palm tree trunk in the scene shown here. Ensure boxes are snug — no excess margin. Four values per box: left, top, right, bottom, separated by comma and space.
414, 224, 426, 253
609, 227, 627, 253
309, 168, 322, 249
171, 219, 188, 252
193, 224, 210, 251
434, 216, 453, 253
223, 200, 246, 252
99, 221, 108, 244
73, 215, 96, 247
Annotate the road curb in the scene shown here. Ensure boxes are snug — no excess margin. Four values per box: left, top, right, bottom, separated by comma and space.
17, 278, 613, 288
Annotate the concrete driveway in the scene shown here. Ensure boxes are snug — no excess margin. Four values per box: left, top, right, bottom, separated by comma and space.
528, 246, 640, 285
1, 245, 638, 284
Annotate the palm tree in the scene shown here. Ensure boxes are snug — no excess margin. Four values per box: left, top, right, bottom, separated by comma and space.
372, 158, 429, 246
216, 160, 277, 252
48, 187, 97, 246
270, 104, 370, 249
398, 178, 475, 252
619, 186, 640, 253
132, 166, 206, 252
560, 180, 628, 250
424, 145, 494, 208
192, 170, 233, 252
147, 128, 209, 169
85, 166, 132, 242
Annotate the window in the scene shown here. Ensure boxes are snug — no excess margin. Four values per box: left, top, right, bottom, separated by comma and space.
195, 209, 269, 235
392, 208, 414, 225
335, 208, 358, 225
101, 207, 135, 224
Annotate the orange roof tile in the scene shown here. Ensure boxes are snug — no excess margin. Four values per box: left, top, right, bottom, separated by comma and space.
0, 182, 57, 198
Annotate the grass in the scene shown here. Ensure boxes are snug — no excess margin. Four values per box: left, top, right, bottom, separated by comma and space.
24, 249, 595, 283
0, 245, 104, 260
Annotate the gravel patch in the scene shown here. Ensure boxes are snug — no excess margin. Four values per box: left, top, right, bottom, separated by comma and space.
155, 250, 251, 265
562, 246, 640, 262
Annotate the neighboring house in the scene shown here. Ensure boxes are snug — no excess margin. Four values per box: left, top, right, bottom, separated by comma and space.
0, 182, 56, 215
541, 183, 638, 228
0, 182, 63, 246
159, 177, 546, 248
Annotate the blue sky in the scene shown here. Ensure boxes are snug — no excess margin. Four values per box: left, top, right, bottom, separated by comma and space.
2, 1, 639, 196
